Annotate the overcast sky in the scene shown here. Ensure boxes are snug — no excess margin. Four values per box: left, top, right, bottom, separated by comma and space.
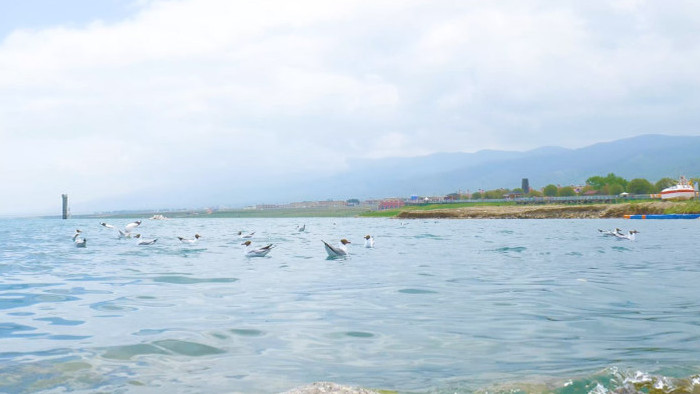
1, 0, 699, 215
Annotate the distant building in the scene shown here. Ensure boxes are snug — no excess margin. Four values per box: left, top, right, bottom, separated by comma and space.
521, 178, 530, 194
505, 192, 523, 199
378, 199, 405, 210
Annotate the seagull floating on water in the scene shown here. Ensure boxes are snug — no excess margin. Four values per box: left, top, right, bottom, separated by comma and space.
178, 234, 201, 244
73, 230, 86, 248
241, 240, 274, 257
614, 230, 639, 241
134, 234, 158, 245
323, 239, 351, 258
238, 231, 255, 239
100, 222, 115, 229
118, 230, 140, 239
364, 235, 374, 248
297, 224, 305, 232
598, 228, 623, 237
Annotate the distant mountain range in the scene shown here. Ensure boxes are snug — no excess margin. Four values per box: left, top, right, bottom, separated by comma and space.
82, 134, 700, 212
289, 134, 700, 201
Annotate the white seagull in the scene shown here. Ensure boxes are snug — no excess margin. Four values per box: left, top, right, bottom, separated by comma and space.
134, 234, 158, 245
118, 230, 140, 239
238, 231, 255, 239
73, 230, 86, 248
297, 224, 306, 232
364, 235, 375, 248
598, 228, 623, 237
124, 220, 142, 233
614, 230, 639, 241
241, 240, 274, 257
100, 222, 115, 229
178, 234, 202, 244
323, 239, 351, 258
112, 220, 142, 239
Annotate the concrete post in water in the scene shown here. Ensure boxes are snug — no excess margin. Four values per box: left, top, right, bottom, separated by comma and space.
62, 194, 69, 219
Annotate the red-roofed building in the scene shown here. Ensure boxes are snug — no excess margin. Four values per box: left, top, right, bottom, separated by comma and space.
379, 199, 405, 210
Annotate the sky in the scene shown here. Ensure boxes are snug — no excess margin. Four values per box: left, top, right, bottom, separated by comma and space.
1, 0, 700, 215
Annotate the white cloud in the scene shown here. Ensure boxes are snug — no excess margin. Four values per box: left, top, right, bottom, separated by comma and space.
1, 0, 700, 214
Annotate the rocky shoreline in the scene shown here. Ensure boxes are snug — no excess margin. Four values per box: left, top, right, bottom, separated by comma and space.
395, 202, 682, 219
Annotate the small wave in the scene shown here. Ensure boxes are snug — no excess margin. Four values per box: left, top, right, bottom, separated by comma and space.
153, 339, 226, 356
398, 288, 438, 294
151, 276, 238, 284
101, 339, 225, 360
0, 322, 40, 339
474, 367, 700, 394
101, 343, 168, 360
230, 328, 265, 337
612, 246, 632, 252
325, 331, 376, 339
34, 317, 83, 326
48, 335, 91, 341
492, 246, 527, 253
134, 328, 169, 336
344, 331, 374, 338
414, 233, 442, 239
0, 293, 79, 310
90, 300, 138, 312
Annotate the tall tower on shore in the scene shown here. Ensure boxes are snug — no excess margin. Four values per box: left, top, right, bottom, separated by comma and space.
62, 194, 69, 219
522, 178, 530, 194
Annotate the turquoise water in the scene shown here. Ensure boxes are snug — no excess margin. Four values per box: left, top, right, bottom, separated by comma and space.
1, 217, 699, 393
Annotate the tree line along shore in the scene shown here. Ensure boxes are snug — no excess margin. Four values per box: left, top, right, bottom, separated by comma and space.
469, 173, 695, 199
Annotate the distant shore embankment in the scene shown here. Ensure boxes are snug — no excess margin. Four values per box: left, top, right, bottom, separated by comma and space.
395, 202, 688, 219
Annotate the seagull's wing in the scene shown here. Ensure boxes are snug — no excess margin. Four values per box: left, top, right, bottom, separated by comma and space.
124, 221, 141, 232
323, 240, 343, 256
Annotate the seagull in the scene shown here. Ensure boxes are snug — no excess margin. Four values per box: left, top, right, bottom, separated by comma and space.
100, 222, 115, 229
178, 234, 201, 244
598, 228, 623, 236
112, 221, 141, 238
297, 224, 306, 232
614, 230, 639, 241
134, 234, 158, 245
118, 230, 140, 239
124, 220, 142, 233
364, 235, 374, 248
241, 240, 274, 257
73, 230, 86, 248
238, 231, 255, 239
323, 239, 351, 258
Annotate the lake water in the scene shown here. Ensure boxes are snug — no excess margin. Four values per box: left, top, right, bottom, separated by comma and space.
1, 217, 699, 393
